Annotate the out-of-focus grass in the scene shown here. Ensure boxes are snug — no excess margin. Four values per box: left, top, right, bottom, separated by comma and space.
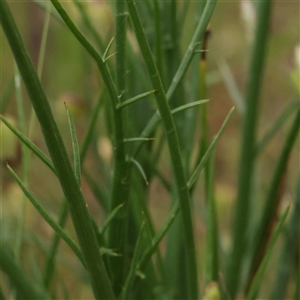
1, 0, 299, 299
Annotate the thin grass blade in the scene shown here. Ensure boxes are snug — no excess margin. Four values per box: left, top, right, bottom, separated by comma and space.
205, 150, 219, 283
117, 90, 156, 109
7, 164, 84, 265
188, 107, 235, 188
100, 203, 124, 234
65, 103, 81, 185
0, 115, 56, 174
246, 205, 290, 299
170, 99, 209, 115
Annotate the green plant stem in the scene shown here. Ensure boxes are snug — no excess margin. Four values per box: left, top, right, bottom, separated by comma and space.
106, 0, 130, 294
0, 2, 114, 299
48, 3, 130, 291
226, 0, 274, 297
205, 150, 219, 283
125, 1, 198, 298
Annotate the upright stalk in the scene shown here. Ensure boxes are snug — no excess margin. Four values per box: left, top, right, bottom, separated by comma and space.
108, 0, 130, 295
125, 1, 198, 298
0, 2, 114, 299
226, 0, 273, 297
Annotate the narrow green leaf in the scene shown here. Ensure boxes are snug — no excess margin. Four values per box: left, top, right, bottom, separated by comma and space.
129, 157, 149, 186
124, 137, 155, 143
65, 103, 81, 185
6, 164, 84, 265
205, 150, 219, 283
170, 99, 209, 115
188, 107, 235, 188
117, 90, 156, 109
100, 203, 124, 234
100, 248, 120, 257
246, 205, 290, 299
0, 115, 56, 174
102, 37, 115, 61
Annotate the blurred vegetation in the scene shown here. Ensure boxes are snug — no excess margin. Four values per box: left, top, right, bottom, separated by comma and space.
1, 0, 299, 299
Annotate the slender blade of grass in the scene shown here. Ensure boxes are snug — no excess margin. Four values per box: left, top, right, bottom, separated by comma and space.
117, 90, 156, 109
226, 0, 274, 296
188, 107, 235, 188
7, 165, 84, 265
0, 3, 115, 298
100, 203, 124, 235
205, 150, 219, 283
65, 104, 81, 185
0, 115, 56, 175
170, 99, 209, 115
246, 205, 290, 299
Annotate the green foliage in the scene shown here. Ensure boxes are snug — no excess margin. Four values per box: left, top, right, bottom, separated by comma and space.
1, 0, 299, 299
